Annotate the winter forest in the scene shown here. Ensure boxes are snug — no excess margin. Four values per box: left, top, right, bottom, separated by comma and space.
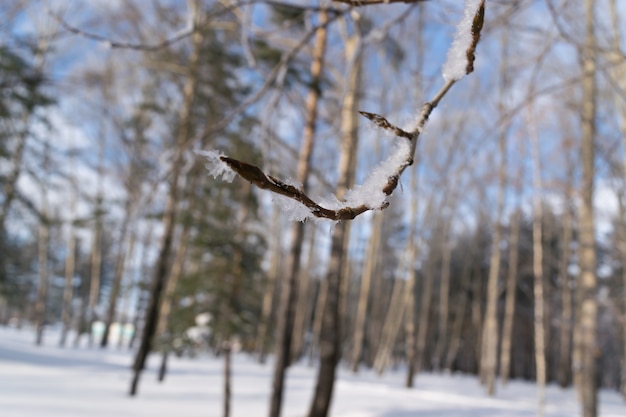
1, 0, 626, 416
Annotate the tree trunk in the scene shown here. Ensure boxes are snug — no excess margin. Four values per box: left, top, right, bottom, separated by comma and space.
609, 0, 626, 399
558, 167, 574, 388
117, 232, 137, 349
268, 10, 327, 417
578, 1, 598, 414
59, 207, 77, 347
350, 211, 383, 372
128, 225, 154, 351
445, 257, 471, 371
306, 24, 361, 417
433, 221, 452, 371
129, 1, 203, 396
499, 208, 521, 384
291, 226, 318, 363
256, 208, 282, 363
479, 31, 509, 395
307, 221, 348, 417
34, 201, 49, 346
223, 342, 232, 417
404, 156, 421, 387
101, 201, 133, 348
87, 193, 103, 347
308, 278, 328, 365
414, 243, 436, 376
530, 110, 546, 417
373, 275, 405, 374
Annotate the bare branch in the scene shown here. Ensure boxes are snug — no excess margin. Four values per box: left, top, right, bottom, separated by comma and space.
359, 111, 413, 140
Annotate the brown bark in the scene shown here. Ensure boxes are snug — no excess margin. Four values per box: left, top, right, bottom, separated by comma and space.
578, 1, 598, 414
268, 10, 327, 417
223, 342, 232, 417
306, 24, 361, 417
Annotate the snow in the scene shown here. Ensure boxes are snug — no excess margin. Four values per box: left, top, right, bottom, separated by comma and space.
442, 0, 484, 82
2, 327, 626, 417
344, 139, 411, 210
195, 149, 236, 182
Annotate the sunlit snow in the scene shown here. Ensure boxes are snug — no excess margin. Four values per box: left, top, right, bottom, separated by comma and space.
1, 327, 625, 417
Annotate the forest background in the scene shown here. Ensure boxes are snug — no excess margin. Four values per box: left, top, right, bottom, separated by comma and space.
1, 1, 626, 417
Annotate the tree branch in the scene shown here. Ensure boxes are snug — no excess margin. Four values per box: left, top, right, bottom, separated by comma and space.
200, 0, 485, 222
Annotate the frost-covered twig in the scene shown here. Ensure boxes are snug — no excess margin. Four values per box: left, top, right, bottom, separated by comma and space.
199, 0, 486, 222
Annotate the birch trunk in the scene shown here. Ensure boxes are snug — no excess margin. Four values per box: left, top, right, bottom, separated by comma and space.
578, 1, 598, 414
479, 30, 509, 394
499, 208, 521, 384
268, 10, 327, 417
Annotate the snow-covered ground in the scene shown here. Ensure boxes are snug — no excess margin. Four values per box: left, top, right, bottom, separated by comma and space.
1, 326, 624, 417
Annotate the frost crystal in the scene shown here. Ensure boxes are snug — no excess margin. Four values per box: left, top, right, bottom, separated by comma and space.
442, 0, 483, 82
195, 149, 236, 182
344, 139, 411, 209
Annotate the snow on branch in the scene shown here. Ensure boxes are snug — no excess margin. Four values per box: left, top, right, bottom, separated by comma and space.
199, 0, 486, 222
442, 0, 486, 82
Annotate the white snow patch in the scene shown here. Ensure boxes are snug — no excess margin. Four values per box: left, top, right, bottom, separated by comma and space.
1, 326, 626, 417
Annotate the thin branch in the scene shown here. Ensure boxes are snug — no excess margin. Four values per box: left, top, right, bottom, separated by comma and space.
333, 0, 430, 6
50, 1, 260, 51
